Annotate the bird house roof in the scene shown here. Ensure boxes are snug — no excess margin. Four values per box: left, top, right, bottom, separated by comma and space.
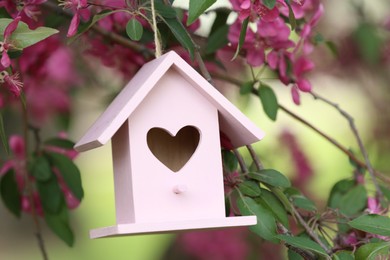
75, 51, 264, 152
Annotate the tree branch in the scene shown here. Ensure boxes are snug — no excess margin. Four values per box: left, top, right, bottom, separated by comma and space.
310, 91, 383, 199
211, 72, 389, 185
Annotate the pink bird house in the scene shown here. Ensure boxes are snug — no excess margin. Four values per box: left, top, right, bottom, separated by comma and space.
74, 51, 265, 239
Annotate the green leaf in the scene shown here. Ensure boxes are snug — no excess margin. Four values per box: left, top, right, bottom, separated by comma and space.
291, 195, 317, 212
45, 205, 74, 247
0, 8, 12, 18
154, 2, 177, 18
288, 249, 304, 260
334, 251, 354, 260
240, 81, 253, 95
379, 185, 390, 203
355, 242, 390, 260
0, 18, 58, 49
31, 156, 52, 181
232, 18, 249, 61
222, 149, 238, 172
248, 169, 290, 188
0, 112, 9, 155
126, 19, 143, 41
46, 152, 84, 201
44, 138, 75, 150
0, 169, 21, 217
187, 0, 217, 25
205, 24, 229, 54
339, 185, 367, 216
277, 235, 328, 257
238, 181, 261, 197
37, 175, 63, 214
209, 10, 229, 35
237, 196, 278, 242
325, 41, 338, 57
258, 188, 289, 227
353, 23, 382, 65
258, 83, 278, 121
161, 17, 195, 60
263, 0, 276, 9
286, 3, 296, 30
349, 214, 390, 237
327, 179, 355, 209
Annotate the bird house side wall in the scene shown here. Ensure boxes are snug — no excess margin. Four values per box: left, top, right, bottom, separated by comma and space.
112, 121, 135, 224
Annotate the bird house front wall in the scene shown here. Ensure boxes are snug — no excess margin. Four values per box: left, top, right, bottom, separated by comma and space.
126, 68, 226, 223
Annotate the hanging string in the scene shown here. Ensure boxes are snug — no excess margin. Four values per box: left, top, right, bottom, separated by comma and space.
151, 0, 162, 58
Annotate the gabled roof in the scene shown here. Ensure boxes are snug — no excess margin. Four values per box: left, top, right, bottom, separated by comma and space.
74, 51, 264, 152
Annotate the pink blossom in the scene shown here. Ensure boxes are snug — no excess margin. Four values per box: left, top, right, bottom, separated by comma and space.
291, 86, 301, 105
86, 38, 148, 79
0, 16, 21, 68
1, 72, 24, 97
59, 0, 90, 37
367, 197, 381, 214
45, 133, 79, 160
0, 0, 46, 27
292, 56, 315, 93
53, 168, 80, 209
228, 18, 294, 67
296, 3, 324, 55
231, 0, 280, 22
10, 135, 25, 159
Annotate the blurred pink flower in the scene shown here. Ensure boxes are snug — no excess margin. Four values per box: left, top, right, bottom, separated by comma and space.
280, 130, 313, 188
0, 134, 81, 215
178, 228, 250, 260
19, 36, 79, 122
21, 193, 44, 216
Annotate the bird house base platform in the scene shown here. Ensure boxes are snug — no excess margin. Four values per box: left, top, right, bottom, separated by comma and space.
90, 216, 257, 238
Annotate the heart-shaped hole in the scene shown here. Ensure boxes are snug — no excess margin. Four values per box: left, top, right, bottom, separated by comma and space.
147, 126, 200, 172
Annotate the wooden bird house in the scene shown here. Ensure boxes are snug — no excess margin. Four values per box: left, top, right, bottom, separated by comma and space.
74, 51, 265, 238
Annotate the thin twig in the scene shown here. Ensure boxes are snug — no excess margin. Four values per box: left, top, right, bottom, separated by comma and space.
291, 206, 333, 256
233, 149, 248, 173
310, 91, 383, 199
277, 223, 316, 260
21, 101, 48, 260
246, 145, 263, 170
